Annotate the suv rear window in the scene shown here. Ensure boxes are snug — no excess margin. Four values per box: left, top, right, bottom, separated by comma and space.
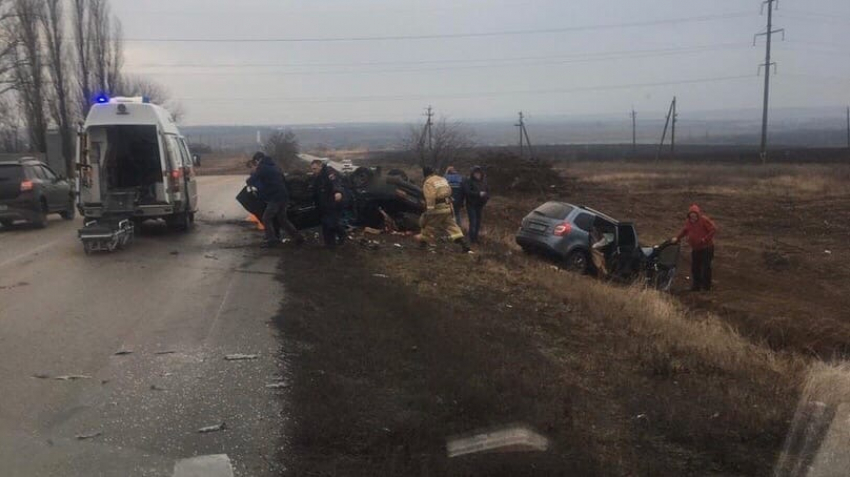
0, 164, 23, 181
533, 202, 574, 220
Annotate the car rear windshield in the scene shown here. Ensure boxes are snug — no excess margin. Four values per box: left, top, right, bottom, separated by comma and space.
533, 202, 574, 220
0, 164, 23, 181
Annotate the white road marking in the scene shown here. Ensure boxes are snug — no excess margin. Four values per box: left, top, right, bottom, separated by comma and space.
173, 454, 234, 477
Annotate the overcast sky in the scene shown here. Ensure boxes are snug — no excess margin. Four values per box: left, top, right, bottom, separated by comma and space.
112, 0, 850, 126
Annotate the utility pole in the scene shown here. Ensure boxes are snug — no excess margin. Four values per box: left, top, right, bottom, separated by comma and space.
424, 105, 434, 152
656, 98, 675, 161
671, 97, 677, 159
630, 108, 637, 155
515, 112, 534, 159
846, 106, 849, 149
755, 0, 784, 164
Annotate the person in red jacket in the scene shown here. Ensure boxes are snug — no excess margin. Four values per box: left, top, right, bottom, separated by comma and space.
671, 204, 717, 291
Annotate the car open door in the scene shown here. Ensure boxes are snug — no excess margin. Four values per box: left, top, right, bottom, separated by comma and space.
610, 223, 641, 279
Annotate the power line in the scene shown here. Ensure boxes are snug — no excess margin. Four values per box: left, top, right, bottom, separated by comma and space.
176, 74, 754, 104
119, 12, 756, 43
126, 43, 748, 69
126, 45, 752, 78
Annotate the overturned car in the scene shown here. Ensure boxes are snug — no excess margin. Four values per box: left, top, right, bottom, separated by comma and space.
237, 166, 424, 233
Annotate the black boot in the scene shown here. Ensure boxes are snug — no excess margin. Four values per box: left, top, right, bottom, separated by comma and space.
455, 238, 472, 254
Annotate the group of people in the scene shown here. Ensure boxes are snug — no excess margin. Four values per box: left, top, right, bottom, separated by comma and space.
247, 152, 346, 249
415, 165, 490, 253
248, 151, 493, 254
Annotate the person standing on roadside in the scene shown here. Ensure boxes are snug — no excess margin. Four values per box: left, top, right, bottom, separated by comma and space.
462, 165, 489, 244
671, 204, 717, 291
444, 166, 465, 227
310, 159, 346, 249
247, 152, 304, 248
415, 166, 471, 253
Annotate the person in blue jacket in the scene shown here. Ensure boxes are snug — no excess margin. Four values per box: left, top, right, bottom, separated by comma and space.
247, 152, 304, 248
444, 165, 465, 227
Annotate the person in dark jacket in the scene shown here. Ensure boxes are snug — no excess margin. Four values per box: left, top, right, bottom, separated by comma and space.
247, 152, 304, 248
310, 159, 346, 248
462, 165, 489, 244
671, 204, 717, 291
444, 166, 465, 227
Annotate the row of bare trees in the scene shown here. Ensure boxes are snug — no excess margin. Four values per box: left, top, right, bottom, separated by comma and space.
0, 0, 179, 173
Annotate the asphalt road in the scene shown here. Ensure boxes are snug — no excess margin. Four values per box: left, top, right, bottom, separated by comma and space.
0, 176, 287, 476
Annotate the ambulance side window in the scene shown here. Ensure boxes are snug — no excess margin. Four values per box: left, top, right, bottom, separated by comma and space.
164, 135, 182, 170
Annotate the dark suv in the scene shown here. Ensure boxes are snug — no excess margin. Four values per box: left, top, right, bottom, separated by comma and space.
0, 158, 75, 228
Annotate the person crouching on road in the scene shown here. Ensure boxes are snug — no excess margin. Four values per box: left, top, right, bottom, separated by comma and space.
415, 166, 471, 253
444, 166, 465, 227
463, 165, 489, 244
247, 152, 304, 248
671, 204, 717, 291
310, 159, 346, 249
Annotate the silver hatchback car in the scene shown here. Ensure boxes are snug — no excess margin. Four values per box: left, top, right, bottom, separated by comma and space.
515, 201, 624, 273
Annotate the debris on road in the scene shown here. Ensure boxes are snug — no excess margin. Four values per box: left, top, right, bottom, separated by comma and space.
393, 243, 403, 249
75, 431, 102, 440
224, 353, 259, 361
372, 274, 389, 279
154, 350, 177, 355
33, 374, 92, 381
198, 422, 226, 434
114, 350, 133, 356
364, 227, 382, 235
265, 382, 289, 389
359, 238, 380, 251
446, 425, 549, 458
169, 250, 180, 255
150, 384, 167, 391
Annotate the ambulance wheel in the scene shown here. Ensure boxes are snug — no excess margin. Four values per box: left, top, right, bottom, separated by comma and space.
167, 212, 191, 232
83, 242, 94, 255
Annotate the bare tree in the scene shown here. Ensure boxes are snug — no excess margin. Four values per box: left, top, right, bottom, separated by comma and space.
0, 92, 21, 152
119, 73, 185, 122
405, 117, 475, 173
71, 0, 91, 116
9, 0, 47, 152
41, 0, 73, 172
73, 0, 122, 117
264, 130, 300, 171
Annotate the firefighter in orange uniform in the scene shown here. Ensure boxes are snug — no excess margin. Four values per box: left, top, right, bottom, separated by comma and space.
415, 166, 471, 253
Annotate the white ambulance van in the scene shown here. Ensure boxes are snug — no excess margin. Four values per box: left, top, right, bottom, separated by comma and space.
76, 96, 198, 230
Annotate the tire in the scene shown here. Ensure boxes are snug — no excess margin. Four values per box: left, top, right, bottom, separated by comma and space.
350, 167, 374, 188
60, 197, 76, 220
32, 199, 48, 229
386, 169, 409, 182
564, 249, 590, 274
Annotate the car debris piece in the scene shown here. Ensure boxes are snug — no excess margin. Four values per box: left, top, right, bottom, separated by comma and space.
53, 375, 92, 381
393, 243, 403, 249
198, 422, 226, 434
224, 354, 259, 361
75, 431, 102, 440
372, 274, 389, 279
114, 350, 133, 356
446, 425, 549, 458
154, 350, 177, 355
265, 382, 289, 389
150, 384, 167, 391
363, 227, 382, 235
